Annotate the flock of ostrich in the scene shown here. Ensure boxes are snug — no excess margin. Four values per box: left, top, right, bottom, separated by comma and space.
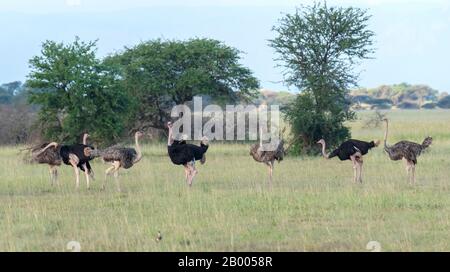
29, 118, 432, 191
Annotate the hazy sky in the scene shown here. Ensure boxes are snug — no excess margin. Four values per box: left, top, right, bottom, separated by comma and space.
1, 0, 449, 92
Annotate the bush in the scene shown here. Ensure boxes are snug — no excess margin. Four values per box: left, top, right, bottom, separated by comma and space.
397, 102, 419, 109
421, 103, 437, 109
437, 95, 450, 109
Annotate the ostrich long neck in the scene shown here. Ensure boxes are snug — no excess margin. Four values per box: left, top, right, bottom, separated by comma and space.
133, 133, 142, 164
167, 126, 173, 146
384, 120, 389, 148
83, 134, 88, 145
259, 127, 263, 148
36, 142, 58, 156
320, 141, 330, 158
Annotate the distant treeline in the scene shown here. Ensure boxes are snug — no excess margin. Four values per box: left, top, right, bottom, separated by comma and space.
256, 84, 450, 110
350, 83, 450, 110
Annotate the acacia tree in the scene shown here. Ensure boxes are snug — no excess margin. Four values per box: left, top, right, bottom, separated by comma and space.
270, 2, 375, 153
106, 38, 260, 130
27, 37, 131, 145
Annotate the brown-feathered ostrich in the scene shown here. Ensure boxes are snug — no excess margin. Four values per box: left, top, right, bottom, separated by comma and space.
249, 127, 285, 185
317, 138, 379, 183
382, 119, 432, 184
32, 137, 98, 189
90, 131, 143, 192
167, 122, 209, 186
31, 133, 92, 186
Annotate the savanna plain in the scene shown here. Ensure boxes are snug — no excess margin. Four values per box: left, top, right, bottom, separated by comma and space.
0, 110, 449, 251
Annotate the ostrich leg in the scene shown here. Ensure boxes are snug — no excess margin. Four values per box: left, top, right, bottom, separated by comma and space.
69, 154, 80, 189
49, 166, 57, 186
103, 164, 115, 190
351, 152, 363, 183
112, 161, 121, 192
186, 161, 197, 187
357, 156, 364, 183
405, 160, 413, 184
411, 164, 416, 185
52, 167, 59, 186
350, 155, 358, 183
267, 161, 274, 186
184, 165, 189, 184
82, 164, 91, 189
71, 163, 80, 189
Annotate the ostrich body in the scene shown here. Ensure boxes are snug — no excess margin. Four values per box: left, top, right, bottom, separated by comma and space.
249, 128, 285, 185
167, 122, 209, 186
383, 119, 432, 184
31, 133, 92, 186
169, 139, 209, 164
317, 138, 379, 183
91, 131, 143, 192
33, 137, 98, 189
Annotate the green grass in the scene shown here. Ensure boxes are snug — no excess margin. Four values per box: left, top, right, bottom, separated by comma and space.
0, 110, 449, 251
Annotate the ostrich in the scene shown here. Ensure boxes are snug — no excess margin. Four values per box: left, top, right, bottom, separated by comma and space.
33, 139, 98, 189
382, 119, 432, 184
30, 133, 92, 186
249, 127, 285, 185
90, 131, 144, 192
317, 138, 379, 183
167, 122, 209, 186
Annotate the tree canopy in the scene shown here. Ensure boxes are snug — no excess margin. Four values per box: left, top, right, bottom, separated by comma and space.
27, 37, 131, 145
270, 2, 375, 153
106, 38, 260, 130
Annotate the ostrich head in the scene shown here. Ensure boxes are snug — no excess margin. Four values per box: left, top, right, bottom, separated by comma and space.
135, 131, 144, 138
422, 136, 433, 148
167, 121, 173, 129
316, 139, 326, 146
201, 136, 209, 145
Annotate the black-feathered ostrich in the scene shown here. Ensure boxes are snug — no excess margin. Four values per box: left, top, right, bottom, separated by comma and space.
166, 122, 209, 186
31, 133, 93, 186
249, 127, 285, 185
32, 136, 98, 189
90, 131, 143, 192
382, 118, 432, 184
317, 138, 379, 183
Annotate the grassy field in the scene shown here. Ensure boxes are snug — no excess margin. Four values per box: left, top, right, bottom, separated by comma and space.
0, 110, 449, 252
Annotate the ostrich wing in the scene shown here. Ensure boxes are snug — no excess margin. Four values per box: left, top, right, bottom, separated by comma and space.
184, 143, 208, 161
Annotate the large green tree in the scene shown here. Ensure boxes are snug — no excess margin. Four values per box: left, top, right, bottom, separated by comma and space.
27, 37, 131, 145
270, 2, 374, 153
106, 38, 260, 130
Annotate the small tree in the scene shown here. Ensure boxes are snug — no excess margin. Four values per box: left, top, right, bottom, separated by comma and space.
27, 37, 131, 145
106, 38, 260, 130
270, 2, 374, 153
